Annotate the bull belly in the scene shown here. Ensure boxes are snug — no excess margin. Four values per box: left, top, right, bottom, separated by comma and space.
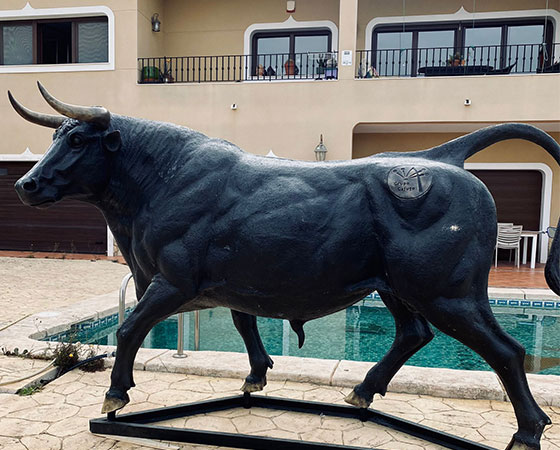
197, 283, 380, 322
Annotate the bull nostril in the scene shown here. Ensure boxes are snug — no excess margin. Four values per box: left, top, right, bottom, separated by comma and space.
22, 179, 38, 192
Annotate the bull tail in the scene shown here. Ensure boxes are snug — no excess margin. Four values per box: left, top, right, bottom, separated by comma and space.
417, 123, 560, 168
545, 218, 560, 297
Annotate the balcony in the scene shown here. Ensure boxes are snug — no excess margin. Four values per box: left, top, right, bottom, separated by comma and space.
138, 51, 338, 84
356, 43, 560, 78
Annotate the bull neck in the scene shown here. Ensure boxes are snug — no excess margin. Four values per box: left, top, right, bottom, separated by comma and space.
97, 115, 205, 230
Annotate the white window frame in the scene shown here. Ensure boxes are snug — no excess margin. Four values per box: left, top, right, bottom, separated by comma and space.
364, 6, 560, 51
244, 16, 338, 57
0, 2, 114, 73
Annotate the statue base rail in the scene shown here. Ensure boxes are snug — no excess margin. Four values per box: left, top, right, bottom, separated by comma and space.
89, 393, 496, 450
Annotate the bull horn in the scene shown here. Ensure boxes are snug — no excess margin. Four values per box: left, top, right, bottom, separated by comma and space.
37, 81, 110, 129
8, 91, 65, 129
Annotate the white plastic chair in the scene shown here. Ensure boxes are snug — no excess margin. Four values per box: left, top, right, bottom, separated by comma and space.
495, 225, 523, 267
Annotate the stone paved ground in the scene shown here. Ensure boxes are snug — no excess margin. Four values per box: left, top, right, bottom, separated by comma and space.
0, 367, 559, 450
0, 257, 130, 329
0, 356, 53, 388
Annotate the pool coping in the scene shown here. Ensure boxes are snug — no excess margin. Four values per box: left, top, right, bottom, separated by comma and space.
1, 287, 559, 407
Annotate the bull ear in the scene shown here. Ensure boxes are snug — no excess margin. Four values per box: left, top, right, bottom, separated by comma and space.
103, 130, 121, 152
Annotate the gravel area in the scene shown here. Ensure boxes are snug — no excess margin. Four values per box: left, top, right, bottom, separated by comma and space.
0, 257, 130, 329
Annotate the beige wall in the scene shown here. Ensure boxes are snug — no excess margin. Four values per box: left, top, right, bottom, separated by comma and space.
0, 0, 136, 9
3, 69, 559, 161
138, 0, 166, 58
0, 0, 139, 150
352, 131, 560, 226
357, 0, 560, 50
147, 0, 340, 57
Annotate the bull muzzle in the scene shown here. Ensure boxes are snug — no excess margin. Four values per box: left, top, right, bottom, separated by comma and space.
14, 175, 56, 208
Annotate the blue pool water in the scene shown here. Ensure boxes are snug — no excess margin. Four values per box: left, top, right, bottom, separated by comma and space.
44, 301, 560, 375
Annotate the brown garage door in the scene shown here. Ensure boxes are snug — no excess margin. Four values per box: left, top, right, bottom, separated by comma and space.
469, 169, 542, 231
0, 162, 107, 254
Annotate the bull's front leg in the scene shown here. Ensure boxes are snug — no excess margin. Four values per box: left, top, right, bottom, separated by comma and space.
231, 310, 273, 393
102, 273, 187, 414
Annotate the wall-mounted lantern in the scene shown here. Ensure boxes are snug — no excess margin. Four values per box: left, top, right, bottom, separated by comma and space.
314, 134, 327, 161
151, 13, 161, 32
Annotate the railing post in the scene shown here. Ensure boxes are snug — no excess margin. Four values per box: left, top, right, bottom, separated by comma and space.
118, 273, 134, 326
173, 313, 187, 358
194, 310, 200, 351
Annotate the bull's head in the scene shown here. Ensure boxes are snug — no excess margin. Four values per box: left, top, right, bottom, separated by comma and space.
10, 82, 121, 208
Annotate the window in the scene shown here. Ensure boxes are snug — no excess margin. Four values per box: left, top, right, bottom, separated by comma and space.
0, 16, 108, 65
252, 29, 332, 78
372, 18, 553, 76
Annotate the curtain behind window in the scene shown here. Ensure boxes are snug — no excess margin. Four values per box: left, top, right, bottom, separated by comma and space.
3, 25, 33, 65
78, 21, 108, 63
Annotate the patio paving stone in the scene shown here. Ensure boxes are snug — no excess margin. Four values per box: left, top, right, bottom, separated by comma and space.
0, 352, 557, 449
0, 257, 130, 327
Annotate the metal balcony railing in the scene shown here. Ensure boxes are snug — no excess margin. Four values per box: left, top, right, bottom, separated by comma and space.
356, 43, 560, 78
138, 51, 338, 83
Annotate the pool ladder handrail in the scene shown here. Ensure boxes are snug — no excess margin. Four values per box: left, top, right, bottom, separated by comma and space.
118, 272, 200, 355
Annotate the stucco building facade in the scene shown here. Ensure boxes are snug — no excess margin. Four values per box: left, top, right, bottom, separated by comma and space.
0, 0, 558, 258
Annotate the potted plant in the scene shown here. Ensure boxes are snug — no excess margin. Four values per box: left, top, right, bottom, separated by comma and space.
316, 53, 328, 75
447, 52, 465, 67
324, 56, 338, 79
284, 58, 298, 76
141, 66, 160, 83
161, 58, 174, 83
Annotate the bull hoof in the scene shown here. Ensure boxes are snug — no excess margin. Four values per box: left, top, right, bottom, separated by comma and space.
241, 377, 267, 393
101, 389, 130, 414
344, 389, 372, 409
505, 439, 537, 450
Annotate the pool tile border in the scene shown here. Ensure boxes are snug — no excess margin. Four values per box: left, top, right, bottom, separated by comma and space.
363, 288, 560, 311
1, 288, 559, 407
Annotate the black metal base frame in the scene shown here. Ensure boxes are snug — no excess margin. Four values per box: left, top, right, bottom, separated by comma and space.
90, 393, 496, 450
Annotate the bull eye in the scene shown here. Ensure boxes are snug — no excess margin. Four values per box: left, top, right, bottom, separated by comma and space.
68, 133, 84, 149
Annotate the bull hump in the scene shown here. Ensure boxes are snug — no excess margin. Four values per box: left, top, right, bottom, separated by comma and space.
387, 165, 433, 200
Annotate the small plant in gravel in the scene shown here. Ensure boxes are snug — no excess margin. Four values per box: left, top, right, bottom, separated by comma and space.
53, 340, 80, 375
17, 385, 42, 396
79, 345, 106, 373
52, 341, 107, 375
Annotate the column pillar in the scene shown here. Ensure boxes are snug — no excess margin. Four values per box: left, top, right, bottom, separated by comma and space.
337, 0, 359, 80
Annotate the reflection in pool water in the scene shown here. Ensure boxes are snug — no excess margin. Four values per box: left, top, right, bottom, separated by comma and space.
48, 303, 560, 375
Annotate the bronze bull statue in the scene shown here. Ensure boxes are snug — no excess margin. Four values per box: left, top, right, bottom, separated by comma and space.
9, 82, 560, 450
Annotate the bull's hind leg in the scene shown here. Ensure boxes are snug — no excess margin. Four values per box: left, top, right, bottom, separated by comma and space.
417, 294, 550, 450
345, 291, 434, 408
102, 274, 186, 414
231, 310, 274, 393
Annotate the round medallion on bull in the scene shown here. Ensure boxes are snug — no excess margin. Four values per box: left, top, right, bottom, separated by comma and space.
387, 165, 433, 199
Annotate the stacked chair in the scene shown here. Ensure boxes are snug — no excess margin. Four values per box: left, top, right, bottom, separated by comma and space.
495, 223, 523, 267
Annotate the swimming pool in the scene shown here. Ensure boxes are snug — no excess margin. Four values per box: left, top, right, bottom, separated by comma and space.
43, 298, 560, 376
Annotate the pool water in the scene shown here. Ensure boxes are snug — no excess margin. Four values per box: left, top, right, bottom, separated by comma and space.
49, 303, 560, 375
